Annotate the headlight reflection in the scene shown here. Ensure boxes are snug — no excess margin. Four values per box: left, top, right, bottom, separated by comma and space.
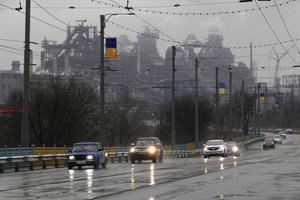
131, 167, 135, 189
149, 164, 155, 186
220, 163, 224, 170
68, 169, 75, 198
86, 169, 94, 197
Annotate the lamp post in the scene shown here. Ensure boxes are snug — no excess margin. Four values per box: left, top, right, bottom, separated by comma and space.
99, 13, 134, 141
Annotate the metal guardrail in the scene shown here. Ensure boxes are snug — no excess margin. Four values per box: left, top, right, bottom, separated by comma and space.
0, 150, 202, 173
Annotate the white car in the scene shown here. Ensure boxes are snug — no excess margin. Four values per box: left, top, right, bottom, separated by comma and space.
279, 131, 286, 139
203, 139, 227, 158
273, 134, 282, 144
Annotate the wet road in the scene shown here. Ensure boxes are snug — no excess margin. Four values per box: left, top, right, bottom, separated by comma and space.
0, 133, 300, 200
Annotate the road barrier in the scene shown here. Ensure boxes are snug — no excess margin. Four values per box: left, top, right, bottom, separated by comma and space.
0, 149, 203, 173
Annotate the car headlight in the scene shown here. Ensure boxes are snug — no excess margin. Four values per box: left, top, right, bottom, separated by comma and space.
148, 146, 156, 154
130, 147, 136, 153
232, 146, 238, 152
87, 155, 94, 160
69, 155, 75, 160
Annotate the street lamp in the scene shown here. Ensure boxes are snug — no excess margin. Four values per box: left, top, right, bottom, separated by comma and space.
99, 13, 134, 142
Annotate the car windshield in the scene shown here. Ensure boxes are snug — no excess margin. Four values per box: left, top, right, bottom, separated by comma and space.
226, 142, 236, 147
207, 140, 223, 145
265, 137, 273, 142
136, 140, 154, 146
73, 144, 98, 151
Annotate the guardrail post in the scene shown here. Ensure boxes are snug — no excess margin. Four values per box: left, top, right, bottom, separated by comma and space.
125, 156, 128, 162
0, 163, 3, 173
42, 160, 46, 169
55, 159, 59, 168
15, 163, 19, 172
118, 156, 122, 163
29, 161, 34, 170
111, 157, 114, 163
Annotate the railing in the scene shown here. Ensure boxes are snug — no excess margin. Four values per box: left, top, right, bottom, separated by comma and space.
0, 149, 202, 173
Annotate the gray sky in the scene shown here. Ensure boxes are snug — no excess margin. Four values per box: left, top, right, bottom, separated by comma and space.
1, 0, 300, 85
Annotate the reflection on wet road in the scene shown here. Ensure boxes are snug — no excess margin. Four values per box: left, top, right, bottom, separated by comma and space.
0, 133, 299, 199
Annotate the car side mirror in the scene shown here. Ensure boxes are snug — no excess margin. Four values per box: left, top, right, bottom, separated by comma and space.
131, 143, 135, 146
203, 144, 206, 147
156, 143, 161, 146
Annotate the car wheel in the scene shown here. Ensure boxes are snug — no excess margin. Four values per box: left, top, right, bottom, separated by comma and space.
67, 164, 73, 170
152, 157, 157, 163
159, 153, 163, 163
101, 158, 107, 168
138, 159, 142, 164
94, 159, 99, 169
204, 155, 207, 158
78, 165, 82, 169
130, 157, 135, 164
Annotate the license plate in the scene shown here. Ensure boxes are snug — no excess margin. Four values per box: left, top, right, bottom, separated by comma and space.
76, 160, 86, 164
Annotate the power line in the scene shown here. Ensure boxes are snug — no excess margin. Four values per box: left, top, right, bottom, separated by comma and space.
108, 20, 300, 50
254, 0, 297, 64
0, 3, 66, 32
92, 0, 298, 16
272, 0, 300, 54
108, 0, 181, 45
32, 0, 69, 26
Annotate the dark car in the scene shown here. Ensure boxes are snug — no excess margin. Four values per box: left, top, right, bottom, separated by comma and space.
263, 137, 275, 150
66, 141, 107, 169
226, 141, 240, 156
130, 137, 163, 164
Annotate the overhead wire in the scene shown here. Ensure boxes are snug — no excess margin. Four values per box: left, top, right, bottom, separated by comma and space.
272, 0, 300, 54
92, 0, 298, 16
0, 3, 66, 33
32, 0, 69, 26
254, 0, 297, 64
107, 0, 181, 45
107, 20, 300, 50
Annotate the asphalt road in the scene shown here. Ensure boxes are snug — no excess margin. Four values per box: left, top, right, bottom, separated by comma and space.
0, 133, 299, 200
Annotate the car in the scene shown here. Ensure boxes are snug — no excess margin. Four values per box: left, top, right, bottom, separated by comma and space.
263, 136, 275, 149
273, 134, 282, 144
226, 141, 240, 156
274, 128, 283, 134
66, 141, 107, 169
279, 131, 286, 139
130, 137, 163, 164
286, 129, 293, 134
203, 139, 227, 158
248, 127, 255, 134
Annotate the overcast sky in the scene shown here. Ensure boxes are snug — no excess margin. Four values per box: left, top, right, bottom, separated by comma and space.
1, 0, 300, 85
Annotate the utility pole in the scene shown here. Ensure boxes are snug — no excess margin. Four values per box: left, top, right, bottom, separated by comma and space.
195, 58, 199, 149
171, 46, 176, 150
100, 15, 105, 142
229, 70, 233, 140
21, 0, 31, 147
241, 80, 245, 141
257, 83, 261, 136
215, 66, 220, 136
250, 42, 253, 79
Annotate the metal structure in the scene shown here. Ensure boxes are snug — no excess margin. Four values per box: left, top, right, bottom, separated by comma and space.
268, 46, 294, 95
